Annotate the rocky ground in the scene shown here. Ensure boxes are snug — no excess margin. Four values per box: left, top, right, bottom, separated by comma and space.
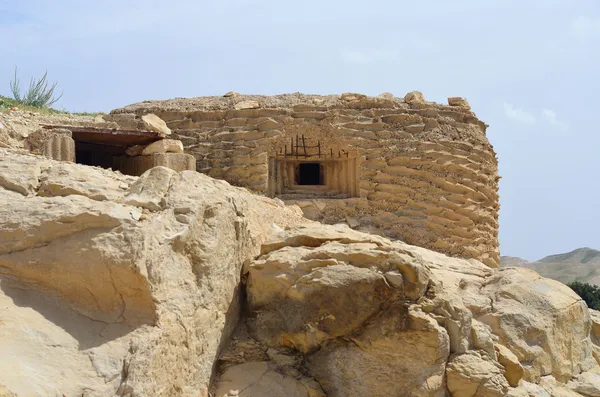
0, 107, 99, 149
0, 147, 599, 396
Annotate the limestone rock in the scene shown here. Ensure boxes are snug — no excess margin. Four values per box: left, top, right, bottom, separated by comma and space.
2, 146, 600, 396
141, 113, 171, 136
0, 150, 46, 195
567, 367, 600, 396
590, 309, 600, 343
477, 268, 595, 382
0, 386, 16, 397
378, 92, 394, 100
446, 351, 509, 397
591, 309, 600, 365
504, 388, 529, 397
0, 280, 133, 396
495, 344, 524, 387
307, 307, 450, 397
123, 166, 178, 211
234, 100, 260, 110
404, 91, 426, 104
345, 216, 359, 228
471, 320, 497, 359
537, 375, 586, 396
448, 97, 471, 109
248, 263, 394, 353
141, 139, 184, 155
114, 152, 196, 176
0, 148, 306, 396
38, 162, 132, 201
103, 113, 141, 130
25, 128, 75, 162
341, 93, 367, 101
214, 362, 324, 397
223, 91, 240, 98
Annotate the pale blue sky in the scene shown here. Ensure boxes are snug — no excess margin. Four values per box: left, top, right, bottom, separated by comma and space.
1, 0, 599, 260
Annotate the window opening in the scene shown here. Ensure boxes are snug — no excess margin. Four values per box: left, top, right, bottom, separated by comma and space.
296, 162, 323, 185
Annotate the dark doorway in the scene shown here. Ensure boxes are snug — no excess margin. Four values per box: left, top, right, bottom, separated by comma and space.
296, 162, 324, 185
75, 144, 116, 169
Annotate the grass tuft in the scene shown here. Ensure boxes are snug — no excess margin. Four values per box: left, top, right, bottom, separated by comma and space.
10, 68, 63, 109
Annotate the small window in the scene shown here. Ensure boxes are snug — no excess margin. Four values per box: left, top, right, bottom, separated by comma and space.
296, 162, 324, 185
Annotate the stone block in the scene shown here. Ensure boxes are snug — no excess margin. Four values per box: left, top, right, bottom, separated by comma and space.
404, 91, 426, 104
43, 134, 75, 162
141, 139, 184, 155
103, 113, 141, 130
114, 153, 196, 176
234, 100, 260, 110
26, 128, 75, 162
448, 97, 471, 109
142, 114, 171, 136
341, 93, 367, 101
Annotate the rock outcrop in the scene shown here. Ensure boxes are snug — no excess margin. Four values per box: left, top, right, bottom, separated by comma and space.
0, 148, 305, 396
214, 225, 598, 397
0, 147, 599, 396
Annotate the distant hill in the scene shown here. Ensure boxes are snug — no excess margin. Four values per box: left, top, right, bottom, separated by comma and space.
500, 248, 600, 285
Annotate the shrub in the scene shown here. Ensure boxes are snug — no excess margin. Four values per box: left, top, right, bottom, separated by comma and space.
568, 281, 600, 310
10, 67, 63, 108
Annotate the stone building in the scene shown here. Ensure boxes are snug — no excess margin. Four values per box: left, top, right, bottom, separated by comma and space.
26, 115, 196, 176
113, 92, 500, 267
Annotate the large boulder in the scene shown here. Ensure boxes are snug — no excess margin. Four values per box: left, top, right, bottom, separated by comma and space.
446, 351, 509, 397
38, 161, 133, 201
216, 223, 600, 397
141, 113, 171, 136
2, 147, 600, 396
307, 306, 449, 397
0, 148, 305, 397
476, 268, 595, 382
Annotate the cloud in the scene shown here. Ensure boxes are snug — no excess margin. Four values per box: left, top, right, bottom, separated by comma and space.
340, 49, 398, 64
503, 103, 568, 130
503, 103, 537, 125
541, 108, 568, 130
572, 16, 600, 39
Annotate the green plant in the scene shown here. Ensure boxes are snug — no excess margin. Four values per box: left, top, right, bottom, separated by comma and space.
568, 281, 600, 310
10, 67, 63, 108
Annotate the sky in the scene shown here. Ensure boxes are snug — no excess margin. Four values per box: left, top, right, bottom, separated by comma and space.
1, 0, 599, 260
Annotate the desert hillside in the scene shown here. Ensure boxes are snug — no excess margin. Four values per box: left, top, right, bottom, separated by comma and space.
501, 247, 600, 285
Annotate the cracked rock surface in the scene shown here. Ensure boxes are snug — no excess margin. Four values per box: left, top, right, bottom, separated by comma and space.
214, 225, 600, 396
1, 147, 600, 396
0, 148, 305, 396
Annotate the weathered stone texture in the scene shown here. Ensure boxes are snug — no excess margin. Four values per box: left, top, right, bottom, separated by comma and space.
113, 92, 500, 267
1, 148, 600, 396
113, 152, 196, 176
25, 128, 75, 162
212, 220, 599, 397
0, 148, 305, 397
